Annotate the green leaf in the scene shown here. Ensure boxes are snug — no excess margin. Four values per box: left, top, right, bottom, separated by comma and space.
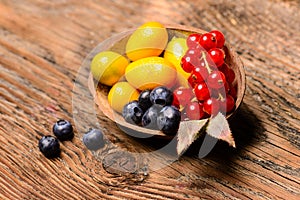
206, 112, 236, 147
176, 119, 209, 156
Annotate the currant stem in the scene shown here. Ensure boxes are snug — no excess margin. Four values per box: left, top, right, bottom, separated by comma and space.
201, 51, 212, 74
191, 97, 198, 102
218, 92, 225, 101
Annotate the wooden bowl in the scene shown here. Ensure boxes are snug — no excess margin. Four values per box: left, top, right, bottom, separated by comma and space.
88, 25, 246, 137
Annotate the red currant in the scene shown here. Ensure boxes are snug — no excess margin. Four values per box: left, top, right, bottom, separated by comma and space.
188, 75, 197, 88
186, 33, 202, 49
219, 63, 235, 84
226, 95, 235, 113
229, 84, 237, 100
207, 71, 226, 89
203, 98, 220, 115
181, 49, 201, 73
211, 82, 229, 98
219, 63, 229, 74
189, 66, 209, 85
210, 30, 225, 48
172, 95, 180, 109
211, 88, 220, 98
208, 48, 225, 67
226, 68, 235, 84
181, 112, 188, 121
199, 33, 217, 50
185, 102, 205, 120
224, 81, 230, 93
219, 95, 235, 113
181, 55, 194, 73
193, 82, 210, 101
173, 87, 194, 107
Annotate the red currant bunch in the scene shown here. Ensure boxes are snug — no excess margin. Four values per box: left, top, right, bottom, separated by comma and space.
178, 29, 237, 120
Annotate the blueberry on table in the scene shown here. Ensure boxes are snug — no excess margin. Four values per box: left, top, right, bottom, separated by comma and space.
141, 104, 163, 129
138, 89, 152, 111
150, 86, 173, 106
122, 101, 144, 125
38, 136, 60, 158
82, 129, 104, 151
157, 106, 181, 135
53, 119, 74, 141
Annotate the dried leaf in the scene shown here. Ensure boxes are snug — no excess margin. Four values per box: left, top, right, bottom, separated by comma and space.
206, 112, 236, 147
176, 119, 209, 156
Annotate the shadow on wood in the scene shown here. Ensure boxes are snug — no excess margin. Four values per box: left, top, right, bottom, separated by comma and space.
184, 102, 266, 158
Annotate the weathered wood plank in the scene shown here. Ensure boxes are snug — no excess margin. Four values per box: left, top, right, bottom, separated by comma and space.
0, 0, 299, 199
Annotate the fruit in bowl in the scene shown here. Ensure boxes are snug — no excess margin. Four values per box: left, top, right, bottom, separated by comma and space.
88, 22, 246, 151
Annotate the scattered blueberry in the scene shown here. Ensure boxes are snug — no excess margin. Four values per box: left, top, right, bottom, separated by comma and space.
141, 104, 163, 129
122, 101, 144, 125
38, 135, 60, 158
150, 86, 173, 106
138, 89, 152, 111
157, 106, 181, 135
53, 119, 74, 141
82, 129, 105, 151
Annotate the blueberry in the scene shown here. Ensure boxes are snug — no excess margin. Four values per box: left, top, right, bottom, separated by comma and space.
122, 101, 144, 125
150, 86, 173, 106
141, 104, 163, 129
38, 135, 60, 158
157, 106, 181, 135
82, 129, 104, 151
53, 119, 74, 141
138, 90, 152, 111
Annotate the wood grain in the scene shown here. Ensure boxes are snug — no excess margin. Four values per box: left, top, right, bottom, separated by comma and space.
0, 0, 299, 199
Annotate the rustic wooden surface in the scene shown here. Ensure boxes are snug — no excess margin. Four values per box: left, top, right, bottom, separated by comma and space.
1, 0, 299, 199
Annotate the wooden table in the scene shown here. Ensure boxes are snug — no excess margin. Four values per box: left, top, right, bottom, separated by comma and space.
1, 0, 299, 199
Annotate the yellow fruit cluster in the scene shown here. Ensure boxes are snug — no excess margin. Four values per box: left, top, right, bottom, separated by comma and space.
90, 22, 189, 113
